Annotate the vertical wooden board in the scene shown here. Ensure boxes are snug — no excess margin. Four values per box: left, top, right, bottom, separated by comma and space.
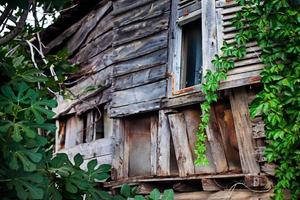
65, 115, 84, 149
55, 120, 65, 152
157, 110, 171, 176
182, 107, 216, 174
202, 0, 217, 76
85, 111, 95, 143
168, 113, 195, 177
206, 108, 229, 173
214, 101, 242, 172
104, 111, 113, 138
111, 119, 126, 180
150, 115, 158, 176
126, 115, 152, 177
229, 87, 260, 174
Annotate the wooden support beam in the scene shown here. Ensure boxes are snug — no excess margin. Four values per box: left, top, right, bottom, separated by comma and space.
150, 116, 158, 176
206, 108, 228, 173
65, 115, 84, 149
157, 110, 171, 176
229, 87, 260, 174
168, 113, 195, 177
111, 119, 126, 180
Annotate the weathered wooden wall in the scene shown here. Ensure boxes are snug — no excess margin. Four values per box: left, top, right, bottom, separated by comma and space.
47, 0, 273, 196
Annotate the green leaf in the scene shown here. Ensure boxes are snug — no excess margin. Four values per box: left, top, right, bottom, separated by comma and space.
74, 153, 83, 167
87, 159, 97, 171
120, 184, 131, 197
65, 181, 77, 194
149, 189, 160, 200
161, 189, 174, 200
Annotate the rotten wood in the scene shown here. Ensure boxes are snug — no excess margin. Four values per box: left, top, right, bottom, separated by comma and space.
229, 87, 260, 174
168, 113, 195, 177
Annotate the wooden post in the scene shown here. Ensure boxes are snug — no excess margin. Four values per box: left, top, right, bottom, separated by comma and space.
157, 110, 171, 176
111, 119, 126, 180
65, 115, 83, 149
168, 113, 195, 177
229, 87, 260, 174
150, 116, 158, 176
206, 108, 228, 173
202, 0, 217, 77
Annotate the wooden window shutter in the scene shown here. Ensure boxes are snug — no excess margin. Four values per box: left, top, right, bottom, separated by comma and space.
216, 1, 264, 88
178, 0, 201, 18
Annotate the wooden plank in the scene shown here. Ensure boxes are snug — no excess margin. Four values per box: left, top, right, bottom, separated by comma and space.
58, 138, 112, 159
167, 0, 179, 96
112, 0, 156, 16
111, 119, 126, 180
113, 48, 167, 77
113, 64, 167, 91
74, 29, 114, 61
65, 115, 84, 149
113, 13, 169, 46
202, 0, 217, 76
174, 190, 274, 200
111, 31, 168, 63
109, 99, 162, 117
150, 116, 158, 176
85, 111, 95, 143
85, 13, 114, 44
111, 80, 166, 107
214, 101, 241, 172
67, 1, 113, 53
113, 0, 170, 28
182, 107, 216, 174
206, 107, 228, 173
229, 87, 260, 174
157, 110, 171, 176
126, 115, 152, 177
168, 113, 195, 177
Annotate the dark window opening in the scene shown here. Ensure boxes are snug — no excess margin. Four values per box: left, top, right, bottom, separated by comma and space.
181, 18, 202, 88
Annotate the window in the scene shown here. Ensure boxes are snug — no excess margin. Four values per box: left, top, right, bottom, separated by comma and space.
181, 18, 202, 88
83, 107, 112, 143
170, 0, 217, 95
56, 107, 113, 151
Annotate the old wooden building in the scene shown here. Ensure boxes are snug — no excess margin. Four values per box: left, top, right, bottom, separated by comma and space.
44, 0, 276, 198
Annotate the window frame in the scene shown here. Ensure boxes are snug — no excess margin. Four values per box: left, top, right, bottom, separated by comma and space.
168, 0, 218, 96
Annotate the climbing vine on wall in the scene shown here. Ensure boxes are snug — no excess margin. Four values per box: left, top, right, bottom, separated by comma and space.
195, 0, 300, 199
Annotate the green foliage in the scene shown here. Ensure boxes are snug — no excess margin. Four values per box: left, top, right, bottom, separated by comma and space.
115, 185, 174, 200
196, 0, 300, 199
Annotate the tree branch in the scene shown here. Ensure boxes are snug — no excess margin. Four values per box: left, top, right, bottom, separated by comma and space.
0, 5, 12, 26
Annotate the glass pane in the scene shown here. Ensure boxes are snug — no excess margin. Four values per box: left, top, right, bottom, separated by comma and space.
181, 18, 202, 88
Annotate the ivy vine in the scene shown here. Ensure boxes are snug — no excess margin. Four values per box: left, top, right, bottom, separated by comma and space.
195, 0, 300, 199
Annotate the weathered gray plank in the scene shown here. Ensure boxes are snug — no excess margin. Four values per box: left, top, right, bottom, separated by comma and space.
74, 30, 114, 61
85, 13, 114, 44
65, 115, 84, 149
113, 49, 167, 77
229, 87, 260, 174
157, 110, 171, 176
206, 108, 228, 173
150, 116, 158, 176
67, 1, 113, 53
59, 138, 112, 159
109, 99, 162, 117
182, 108, 216, 174
168, 113, 195, 177
111, 80, 166, 107
113, 0, 170, 28
113, 64, 167, 91
202, 0, 217, 76
112, 31, 168, 63
113, 13, 169, 46
112, 119, 126, 180
85, 111, 95, 142
112, 0, 156, 16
